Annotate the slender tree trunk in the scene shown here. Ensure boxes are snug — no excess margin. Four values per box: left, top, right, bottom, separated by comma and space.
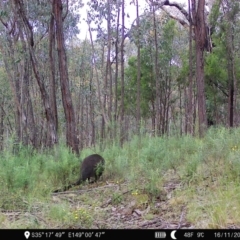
136, 0, 141, 134
153, 4, 160, 136
89, 63, 95, 146
165, 65, 172, 135
0, 100, 5, 151
224, 3, 235, 127
227, 54, 234, 128
114, 6, 120, 139
76, 81, 83, 150
80, 92, 84, 149
53, 0, 79, 154
184, 87, 188, 133
49, 13, 58, 133
107, 0, 113, 139
187, 0, 193, 135
179, 84, 183, 136
120, 0, 125, 145
101, 43, 106, 146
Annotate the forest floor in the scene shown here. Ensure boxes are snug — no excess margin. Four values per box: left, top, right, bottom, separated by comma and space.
2, 167, 240, 229
50, 172, 192, 229
1, 172, 194, 229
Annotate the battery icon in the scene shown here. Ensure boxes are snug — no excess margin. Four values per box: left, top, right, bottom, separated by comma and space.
155, 232, 166, 238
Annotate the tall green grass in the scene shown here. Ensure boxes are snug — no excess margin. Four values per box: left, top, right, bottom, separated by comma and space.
1, 127, 240, 228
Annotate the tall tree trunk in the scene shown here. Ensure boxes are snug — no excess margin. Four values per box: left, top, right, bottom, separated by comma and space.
120, 0, 125, 145
107, 0, 113, 139
53, 0, 79, 154
153, 4, 160, 136
19, 26, 37, 147
187, 0, 194, 135
49, 13, 58, 133
114, 5, 120, 139
191, 0, 207, 137
136, 0, 141, 134
224, 1, 235, 128
89, 62, 95, 146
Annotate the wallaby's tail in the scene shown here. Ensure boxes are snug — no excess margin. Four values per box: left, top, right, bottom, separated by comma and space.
53, 179, 82, 193
53, 184, 71, 193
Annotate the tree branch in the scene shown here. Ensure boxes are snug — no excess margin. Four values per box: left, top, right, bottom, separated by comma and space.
161, 7, 189, 28
149, 0, 190, 23
62, 0, 68, 21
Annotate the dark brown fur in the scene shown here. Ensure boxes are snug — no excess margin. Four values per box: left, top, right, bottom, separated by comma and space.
53, 154, 105, 193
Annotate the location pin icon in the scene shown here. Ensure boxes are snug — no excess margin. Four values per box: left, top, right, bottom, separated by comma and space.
24, 231, 30, 239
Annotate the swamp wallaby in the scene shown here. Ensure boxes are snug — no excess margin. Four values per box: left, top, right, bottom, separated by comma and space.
53, 154, 105, 193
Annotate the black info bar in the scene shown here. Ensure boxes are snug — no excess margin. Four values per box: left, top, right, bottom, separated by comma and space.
0, 229, 239, 240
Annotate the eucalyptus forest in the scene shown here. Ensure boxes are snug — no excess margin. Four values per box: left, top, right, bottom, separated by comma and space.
0, 0, 240, 230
